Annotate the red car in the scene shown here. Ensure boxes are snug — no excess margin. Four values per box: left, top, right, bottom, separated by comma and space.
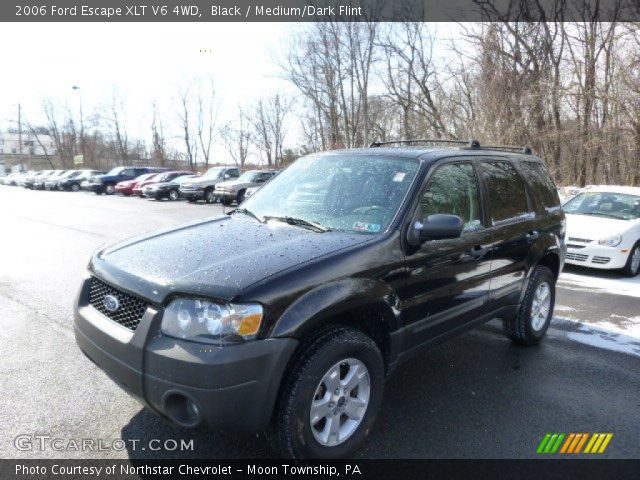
132, 171, 194, 197
115, 173, 158, 196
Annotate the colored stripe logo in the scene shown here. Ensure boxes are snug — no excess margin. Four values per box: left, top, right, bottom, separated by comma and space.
537, 433, 613, 454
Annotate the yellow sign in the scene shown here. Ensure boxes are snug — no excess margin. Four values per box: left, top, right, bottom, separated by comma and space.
74, 155, 84, 165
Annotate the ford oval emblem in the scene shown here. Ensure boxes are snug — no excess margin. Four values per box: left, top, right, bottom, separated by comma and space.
103, 294, 120, 312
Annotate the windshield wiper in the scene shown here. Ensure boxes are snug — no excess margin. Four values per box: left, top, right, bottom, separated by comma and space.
232, 207, 264, 223
263, 215, 331, 232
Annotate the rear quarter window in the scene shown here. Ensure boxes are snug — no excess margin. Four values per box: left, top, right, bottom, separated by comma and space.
518, 161, 561, 212
481, 161, 531, 224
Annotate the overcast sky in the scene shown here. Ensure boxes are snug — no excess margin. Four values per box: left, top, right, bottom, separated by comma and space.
0, 22, 462, 163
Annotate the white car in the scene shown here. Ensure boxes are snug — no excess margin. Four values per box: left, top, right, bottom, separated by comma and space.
563, 185, 640, 276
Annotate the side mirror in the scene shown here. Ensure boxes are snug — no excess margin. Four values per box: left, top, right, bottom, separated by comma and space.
417, 214, 464, 242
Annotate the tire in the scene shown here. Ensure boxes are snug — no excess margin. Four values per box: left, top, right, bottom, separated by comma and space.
268, 327, 384, 459
187, 198, 197, 203
622, 242, 640, 277
168, 190, 180, 201
205, 189, 217, 204
504, 265, 555, 346
122, 192, 130, 197
237, 189, 246, 205
220, 197, 233, 206
70, 183, 80, 192
104, 183, 116, 195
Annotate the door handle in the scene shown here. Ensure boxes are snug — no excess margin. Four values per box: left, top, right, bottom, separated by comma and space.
468, 244, 487, 258
526, 230, 539, 243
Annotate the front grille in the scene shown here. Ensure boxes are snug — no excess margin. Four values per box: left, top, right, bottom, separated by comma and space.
592, 256, 611, 264
568, 237, 593, 243
566, 252, 588, 262
88, 277, 148, 330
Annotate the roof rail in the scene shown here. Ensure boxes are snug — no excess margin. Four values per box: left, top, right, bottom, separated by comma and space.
369, 139, 471, 148
369, 138, 532, 155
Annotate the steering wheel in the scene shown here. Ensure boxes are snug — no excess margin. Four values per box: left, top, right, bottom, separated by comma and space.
352, 205, 386, 215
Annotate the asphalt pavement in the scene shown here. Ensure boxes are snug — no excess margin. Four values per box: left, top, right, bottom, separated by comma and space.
0, 186, 638, 459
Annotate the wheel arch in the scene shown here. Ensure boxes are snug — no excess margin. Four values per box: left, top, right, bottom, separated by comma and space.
270, 278, 402, 370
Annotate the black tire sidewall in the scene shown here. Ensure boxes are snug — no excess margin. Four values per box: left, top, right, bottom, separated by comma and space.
284, 331, 384, 459
169, 190, 179, 201
623, 242, 640, 277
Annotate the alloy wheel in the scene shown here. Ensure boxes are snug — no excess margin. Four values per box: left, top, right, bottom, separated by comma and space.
530, 282, 551, 331
309, 358, 370, 447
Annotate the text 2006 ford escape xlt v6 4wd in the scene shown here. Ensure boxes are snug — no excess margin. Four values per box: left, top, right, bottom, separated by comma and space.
74, 140, 565, 459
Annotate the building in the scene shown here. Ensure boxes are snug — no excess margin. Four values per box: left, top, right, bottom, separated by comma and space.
0, 132, 57, 156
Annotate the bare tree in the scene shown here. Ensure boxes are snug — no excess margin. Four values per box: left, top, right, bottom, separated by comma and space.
151, 101, 166, 165
177, 83, 198, 170
250, 94, 292, 167
221, 107, 252, 169
196, 79, 217, 168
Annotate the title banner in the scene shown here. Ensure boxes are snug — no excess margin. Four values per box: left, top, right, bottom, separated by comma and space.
3, 0, 639, 22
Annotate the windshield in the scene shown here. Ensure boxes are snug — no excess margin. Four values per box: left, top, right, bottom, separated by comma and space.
171, 174, 195, 183
60, 170, 79, 179
564, 192, 640, 220
134, 173, 155, 182
202, 167, 224, 178
106, 167, 124, 176
238, 171, 261, 182
242, 154, 420, 233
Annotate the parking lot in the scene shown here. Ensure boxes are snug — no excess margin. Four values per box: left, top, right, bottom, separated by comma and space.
1, 185, 639, 459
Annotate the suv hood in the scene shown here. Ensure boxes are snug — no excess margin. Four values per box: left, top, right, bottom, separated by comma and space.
91, 215, 371, 304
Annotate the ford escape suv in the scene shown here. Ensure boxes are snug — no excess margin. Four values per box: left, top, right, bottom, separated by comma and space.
74, 140, 565, 459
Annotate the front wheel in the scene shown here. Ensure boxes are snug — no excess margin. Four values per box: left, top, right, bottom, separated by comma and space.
268, 328, 384, 459
168, 189, 180, 201
70, 183, 80, 192
104, 183, 116, 195
236, 189, 246, 205
622, 242, 640, 277
205, 189, 217, 204
504, 265, 555, 346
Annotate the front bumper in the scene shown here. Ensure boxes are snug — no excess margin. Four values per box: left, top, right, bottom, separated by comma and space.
215, 190, 236, 200
179, 188, 205, 200
84, 183, 104, 193
565, 243, 628, 269
73, 277, 297, 432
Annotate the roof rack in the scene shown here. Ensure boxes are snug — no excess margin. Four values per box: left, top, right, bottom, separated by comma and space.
369, 138, 532, 155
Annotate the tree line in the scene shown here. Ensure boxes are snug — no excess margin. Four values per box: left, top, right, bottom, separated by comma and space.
17, 16, 640, 186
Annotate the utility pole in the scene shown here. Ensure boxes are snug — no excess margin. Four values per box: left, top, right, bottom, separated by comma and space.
18, 103, 22, 155
72, 85, 85, 164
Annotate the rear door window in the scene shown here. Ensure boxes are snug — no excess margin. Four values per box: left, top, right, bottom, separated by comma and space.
481, 161, 531, 224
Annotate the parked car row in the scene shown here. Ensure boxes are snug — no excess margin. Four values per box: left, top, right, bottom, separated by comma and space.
1, 164, 281, 207
1, 169, 108, 190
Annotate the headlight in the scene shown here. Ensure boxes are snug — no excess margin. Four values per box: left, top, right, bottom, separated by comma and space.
161, 298, 263, 343
598, 234, 622, 247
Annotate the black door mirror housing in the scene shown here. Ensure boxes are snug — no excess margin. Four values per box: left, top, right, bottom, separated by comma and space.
419, 214, 464, 242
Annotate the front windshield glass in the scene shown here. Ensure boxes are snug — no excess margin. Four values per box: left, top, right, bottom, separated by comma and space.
202, 167, 224, 178
564, 192, 640, 220
172, 175, 194, 183
238, 171, 261, 182
106, 167, 124, 176
135, 173, 155, 182
242, 154, 420, 233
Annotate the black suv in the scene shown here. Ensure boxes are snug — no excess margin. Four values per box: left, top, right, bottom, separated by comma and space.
74, 141, 565, 459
